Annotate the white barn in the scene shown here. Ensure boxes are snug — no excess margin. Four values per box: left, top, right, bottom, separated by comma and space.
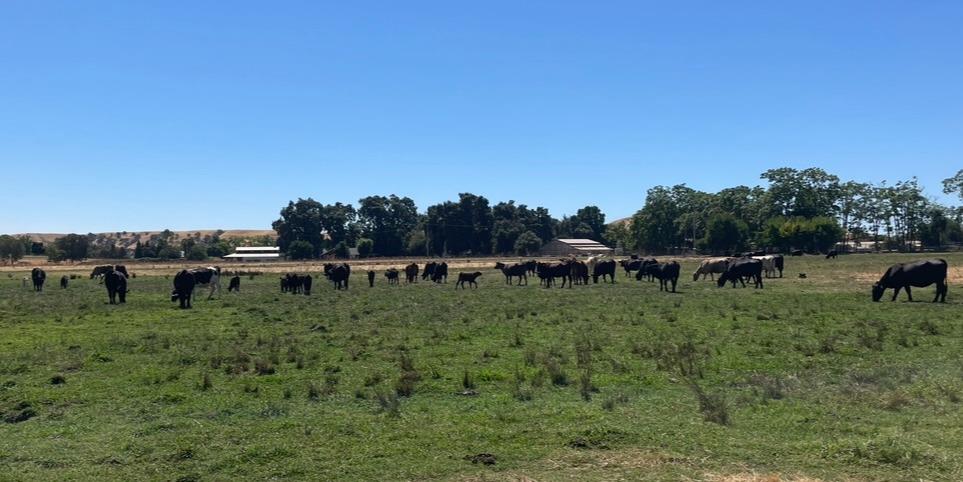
538, 238, 614, 257
222, 246, 281, 261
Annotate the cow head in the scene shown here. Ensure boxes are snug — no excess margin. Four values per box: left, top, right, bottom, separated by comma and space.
716, 274, 728, 288
871, 283, 885, 302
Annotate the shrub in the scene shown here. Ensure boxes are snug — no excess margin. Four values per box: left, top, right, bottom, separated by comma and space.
287, 240, 315, 260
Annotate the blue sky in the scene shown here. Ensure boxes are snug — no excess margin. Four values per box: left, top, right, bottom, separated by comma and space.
2, 1, 961, 233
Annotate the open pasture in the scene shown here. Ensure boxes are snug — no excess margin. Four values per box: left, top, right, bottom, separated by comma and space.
1, 254, 961, 481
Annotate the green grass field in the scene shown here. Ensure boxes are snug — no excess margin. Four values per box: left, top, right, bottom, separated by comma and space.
1, 254, 960, 481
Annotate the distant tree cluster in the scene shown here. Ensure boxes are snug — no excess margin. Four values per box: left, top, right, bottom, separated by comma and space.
612, 167, 963, 254
272, 194, 607, 259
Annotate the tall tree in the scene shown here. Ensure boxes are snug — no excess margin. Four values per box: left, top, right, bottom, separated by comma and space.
53, 234, 90, 261
357, 195, 419, 256
943, 169, 963, 201
273, 198, 325, 258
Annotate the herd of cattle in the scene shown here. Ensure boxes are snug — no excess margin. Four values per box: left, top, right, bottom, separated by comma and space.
19, 255, 949, 307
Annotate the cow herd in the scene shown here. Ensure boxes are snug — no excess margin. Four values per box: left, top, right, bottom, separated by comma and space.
17, 255, 951, 307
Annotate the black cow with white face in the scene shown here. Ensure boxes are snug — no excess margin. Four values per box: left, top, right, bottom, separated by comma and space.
872, 259, 947, 302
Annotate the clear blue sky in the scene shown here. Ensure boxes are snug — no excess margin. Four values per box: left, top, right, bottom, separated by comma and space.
2, 1, 961, 233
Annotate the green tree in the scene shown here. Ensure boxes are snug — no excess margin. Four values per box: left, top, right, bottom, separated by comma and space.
760, 167, 841, 218
206, 240, 232, 258
699, 213, 748, 255
357, 195, 419, 256
272, 198, 326, 258
52, 234, 89, 261
333, 240, 350, 259
287, 240, 315, 260
356, 238, 374, 258
943, 169, 963, 201
513, 231, 542, 256
0, 235, 26, 264
187, 244, 209, 261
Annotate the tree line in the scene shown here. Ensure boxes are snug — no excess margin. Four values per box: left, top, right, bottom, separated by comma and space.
3, 168, 960, 263
271, 195, 608, 259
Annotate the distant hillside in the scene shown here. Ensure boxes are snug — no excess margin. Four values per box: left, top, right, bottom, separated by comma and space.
607, 217, 631, 227
18, 230, 276, 245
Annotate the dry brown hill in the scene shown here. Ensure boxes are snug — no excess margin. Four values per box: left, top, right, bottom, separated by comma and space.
17, 230, 276, 245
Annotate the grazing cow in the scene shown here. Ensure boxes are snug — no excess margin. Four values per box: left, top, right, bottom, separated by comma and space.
60, 276, 69, 289
495, 262, 528, 286
570, 260, 589, 285
790, 250, 804, 256
456, 272, 482, 289
422, 262, 437, 281
773, 254, 785, 278
537, 261, 572, 288
635, 259, 662, 282
228, 275, 241, 292
872, 259, 947, 303
592, 259, 617, 284
751, 255, 778, 278
385, 268, 400, 285
717, 258, 763, 289
368, 270, 375, 287
172, 270, 196, 309
693, 257, 730, 281
651, 261, 681, 292
31, 268, 46, 292
104, 270, 128, 304
189, 267, 221, 300
431, 262, 448, 283
825, 250, 837, 259
404, 263, 419, 284
324, 263, 351, 290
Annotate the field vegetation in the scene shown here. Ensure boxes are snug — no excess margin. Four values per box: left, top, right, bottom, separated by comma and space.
0, 254, 960, 480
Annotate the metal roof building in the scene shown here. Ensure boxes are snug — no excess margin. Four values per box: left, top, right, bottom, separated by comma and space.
538, 238, 614, 257
222, 246, 281, 261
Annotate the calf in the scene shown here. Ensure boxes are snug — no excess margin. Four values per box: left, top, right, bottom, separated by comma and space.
60, 276, 69, 289
172, 270, 196, 309
537, 261, 572, 288
872, 259, 947, 302
324, 263, 351, 290
620, 259, 644, 277
422, 262, 437, 281
385, 268, 400, 285
228, 275, 241, 292
368, 270, 375, 287
825, 250, 838, 259
717, 258, 763, 289
456, 271, 482, 289
570, 261, 589, 285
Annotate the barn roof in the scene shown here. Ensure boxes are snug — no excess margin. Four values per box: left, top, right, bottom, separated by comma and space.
546, 238, 614, 251
233, 246, 280, 252
222, 253, 281, 259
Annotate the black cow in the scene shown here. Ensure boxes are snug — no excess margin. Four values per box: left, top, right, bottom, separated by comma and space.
456, 272, 482, 289
404, 263, 419, 284
104, 270, 128, 304
592, 259, 617, 284
635, 259, 661, 282
91, 264, 129, 281
422, 262, 437, 281
324, 263, 351, 290
385, 268, 400, 285
495, 262, 528, 286
172, 270, 196, 309
60, 275, 69, 289
825, 250, 838, 259
523, 260, 537, 277
570, 261, 589, 285
537, 261, 572, 288
773, 254, 785, 278
620, 259, 644, 277
431, 262, 448, 283
228, 275, 241, 292
368, 270, 376, 287
649, 261, 681, 292
302, 275, 312, 295
31, 268, 45, 292
872, 259, 947, 303
717, 258, 763, 289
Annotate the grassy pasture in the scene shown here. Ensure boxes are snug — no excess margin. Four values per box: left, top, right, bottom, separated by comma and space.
0, 254, 961, 481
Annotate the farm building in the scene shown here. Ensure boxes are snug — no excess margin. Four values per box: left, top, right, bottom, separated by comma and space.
539, 238, 614, 257
222, 246, 281, 261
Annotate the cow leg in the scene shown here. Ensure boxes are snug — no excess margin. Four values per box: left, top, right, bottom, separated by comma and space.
757, 275, 763, 289
933, 283, 944, 303
891, 286, 901, 301
904, 286, 912, 302
671, 279, 677, 292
